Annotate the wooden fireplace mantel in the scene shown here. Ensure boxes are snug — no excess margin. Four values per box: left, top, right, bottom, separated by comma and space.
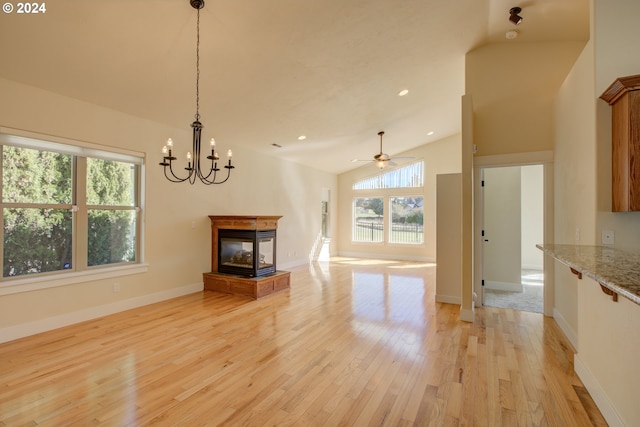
205, 215, 289, 299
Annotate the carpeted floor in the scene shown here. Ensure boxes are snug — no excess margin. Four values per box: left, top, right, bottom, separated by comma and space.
483, 270, 543, 313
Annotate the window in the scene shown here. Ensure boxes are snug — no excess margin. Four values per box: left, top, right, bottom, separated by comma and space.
86, 158, 138, 267
2, 146, 73, 276
353, 161, 423, 190
351, 161, 424, 245
353, 197, 383, 242
0, 133, 143, 281
390, 197, 424, 244
321, 201, 329, 238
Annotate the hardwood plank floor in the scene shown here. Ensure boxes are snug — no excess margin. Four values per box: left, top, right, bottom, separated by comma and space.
0, 258, 607, 426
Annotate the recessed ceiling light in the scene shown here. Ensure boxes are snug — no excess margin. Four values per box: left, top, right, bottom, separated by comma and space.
298, 135, 306, 141
427, 131, 435, 136
398, 89, 409, 97
505, 30, 519, 40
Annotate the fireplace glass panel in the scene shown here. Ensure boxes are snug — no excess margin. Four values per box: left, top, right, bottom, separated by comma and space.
259, 237, 274, 267
218, 229, 276, 277
220, 238, 253, 269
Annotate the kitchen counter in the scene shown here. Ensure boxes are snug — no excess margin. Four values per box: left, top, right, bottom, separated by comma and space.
537, 244, 640, 305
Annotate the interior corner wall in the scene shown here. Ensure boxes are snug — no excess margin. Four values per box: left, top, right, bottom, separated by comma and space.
336, 134, 461, 261
0, 77, 337, 339
465, 41, 586, 157
553, 38, 596, 346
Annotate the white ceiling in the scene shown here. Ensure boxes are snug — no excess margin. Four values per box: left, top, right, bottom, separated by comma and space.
0, 0, 588, 174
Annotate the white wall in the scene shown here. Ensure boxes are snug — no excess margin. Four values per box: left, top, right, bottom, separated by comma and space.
553, 40, 596, 344
436, 173, 461, 304
0, 77, 337, 341
576, 276, 640, 427
466, 41, 586, 157
337, 134, 461, 261
521, 165, 544, 270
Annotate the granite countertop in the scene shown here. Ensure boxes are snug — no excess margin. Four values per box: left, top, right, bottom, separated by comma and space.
537, 244, 640, 305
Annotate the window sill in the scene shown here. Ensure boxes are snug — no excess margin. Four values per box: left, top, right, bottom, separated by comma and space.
0, 263, 149, 296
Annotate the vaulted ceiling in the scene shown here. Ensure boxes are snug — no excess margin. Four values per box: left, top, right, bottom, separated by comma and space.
0, 0, 588, 174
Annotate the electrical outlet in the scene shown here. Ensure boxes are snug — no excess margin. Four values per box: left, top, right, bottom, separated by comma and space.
602, 230, 615, 245
575, 227, 580, 242
113, 282, 120, 293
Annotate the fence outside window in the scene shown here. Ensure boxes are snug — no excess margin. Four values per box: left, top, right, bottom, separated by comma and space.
353, 220, 423, 244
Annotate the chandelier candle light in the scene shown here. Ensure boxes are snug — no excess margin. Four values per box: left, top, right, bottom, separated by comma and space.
159, 0, 235, 185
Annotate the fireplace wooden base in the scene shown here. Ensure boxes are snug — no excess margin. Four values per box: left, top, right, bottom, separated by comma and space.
203, 270, 290, 299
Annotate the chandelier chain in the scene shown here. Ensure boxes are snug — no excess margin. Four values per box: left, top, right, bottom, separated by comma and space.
195, 7, 200, 121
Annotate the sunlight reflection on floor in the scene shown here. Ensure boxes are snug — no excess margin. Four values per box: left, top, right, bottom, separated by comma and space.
330, 257, 435, 268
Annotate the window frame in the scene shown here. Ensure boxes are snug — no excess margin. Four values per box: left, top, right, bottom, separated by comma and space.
0, 129, 147, 295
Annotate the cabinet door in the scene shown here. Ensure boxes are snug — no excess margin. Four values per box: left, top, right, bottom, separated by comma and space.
612, 91, 640, 211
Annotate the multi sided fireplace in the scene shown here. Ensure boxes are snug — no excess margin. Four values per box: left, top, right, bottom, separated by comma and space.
209, 216, 282, 278
205, 216, 289, 298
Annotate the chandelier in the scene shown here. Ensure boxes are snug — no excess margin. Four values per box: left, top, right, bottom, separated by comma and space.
159, 0, 235, 185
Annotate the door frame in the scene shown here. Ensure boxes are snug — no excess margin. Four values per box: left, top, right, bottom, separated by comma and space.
473, 151, 554, 317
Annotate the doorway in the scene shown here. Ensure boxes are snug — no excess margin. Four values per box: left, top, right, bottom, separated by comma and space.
481, 164, 544, 313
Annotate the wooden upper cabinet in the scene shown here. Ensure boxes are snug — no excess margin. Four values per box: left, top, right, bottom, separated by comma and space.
600, 74, 640, 212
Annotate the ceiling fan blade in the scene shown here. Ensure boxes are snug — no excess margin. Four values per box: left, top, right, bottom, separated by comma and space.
352, 131, 414, 168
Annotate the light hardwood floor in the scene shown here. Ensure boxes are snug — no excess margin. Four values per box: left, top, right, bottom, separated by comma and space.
0, 259, 607, 426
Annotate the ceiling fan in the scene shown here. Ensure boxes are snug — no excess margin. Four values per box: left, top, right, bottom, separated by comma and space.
351, 131, 415, 169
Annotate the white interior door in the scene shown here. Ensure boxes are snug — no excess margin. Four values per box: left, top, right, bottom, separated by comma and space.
483, 166, 522, 292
